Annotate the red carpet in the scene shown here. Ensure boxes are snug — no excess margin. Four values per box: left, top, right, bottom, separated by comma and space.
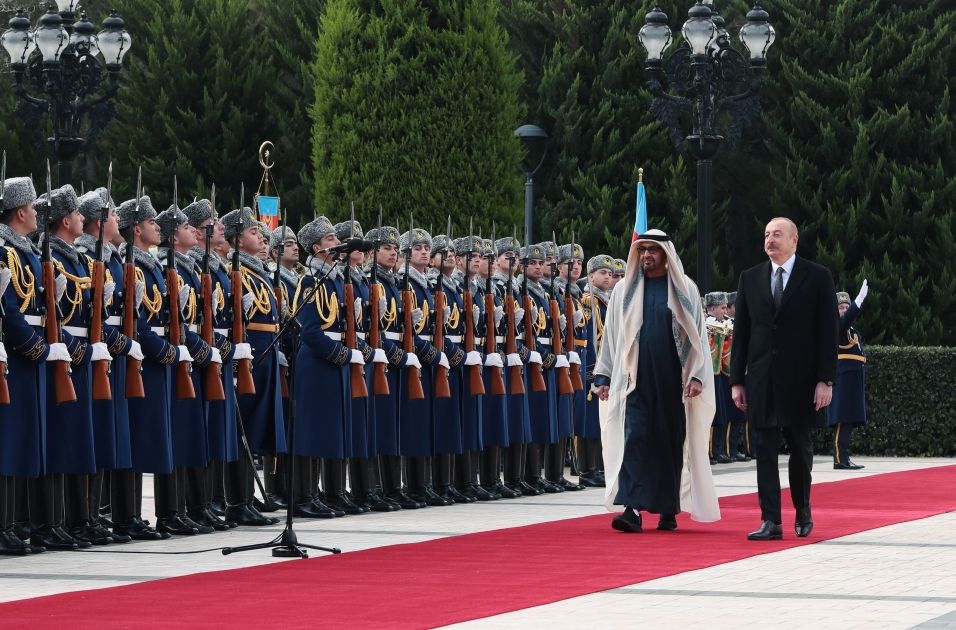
4, 465, 955, 628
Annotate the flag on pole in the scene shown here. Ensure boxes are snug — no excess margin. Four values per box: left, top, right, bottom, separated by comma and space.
632, 168, 647, 242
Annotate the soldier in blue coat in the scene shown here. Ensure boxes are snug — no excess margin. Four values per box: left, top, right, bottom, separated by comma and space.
0, 175, 61, 554
365, 225, 425, 510
830, 282, 869, 470
579, 255, 614, 487
220, 207, 284, 526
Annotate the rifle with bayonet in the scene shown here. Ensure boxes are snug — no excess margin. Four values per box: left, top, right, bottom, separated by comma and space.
564, 234, 584, 392
42, 161, 77, 404
549, 231, 573, 395
166, 177, 196, 399
89, 163, 113, 400
462, 218, 484, 396
430, 217, 451, 399
0, 151, 9, 404
344, 203, 368, 399
199, 184, 225, 401
521, 240, 546, 393
271, 205, 290, 398
122, 167, 145, 398
482, 224, 505, 396
401, 214, 425, 400
368, 207, 389, 396
503, 230, 525, 395
231, 184, 256, 395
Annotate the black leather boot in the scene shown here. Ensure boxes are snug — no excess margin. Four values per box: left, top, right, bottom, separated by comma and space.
502, 444, 526, 496
547, 439, 583, 491
524, 444, 554, 494
478, 447, 502, 498
384, 456, 422, 509
323, 459, 366, 515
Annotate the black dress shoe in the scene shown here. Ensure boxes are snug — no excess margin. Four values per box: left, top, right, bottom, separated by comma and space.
386, 490, 425, 510
577, 472, 602, 488
114, 516, 165, 541
517, 480, 543, 496
444, 486, 477, 504
179, 514, 215, 534
500, 482, 524, 498
795, 507, 813, 538
311, 498, 346, 518
98, 514, 114, 529
0, 530, 32, 555
210, 499, 227, 516
715, 454, 733, 464
710, 457, 717, 465
188, 508, 233, 531
55, 525, 91, 548
657, 514, 678, 531
846, 460, 865, 470
747, 520, 783, 540
224, 504, 278, 527
469, 484, 498, 501
611, 507, 642, 533
365, 492, 400, 512
293, 500, 336, 519
326, 493, 369, 515
70, 521, 115, 545
415, 487, 454, 507
732, 452, 751, 462
553, 477, 585, 491
31, 525, 79, 551
12, 521, 31, 541
531, 478, 562, 494
157, 515, 200, 536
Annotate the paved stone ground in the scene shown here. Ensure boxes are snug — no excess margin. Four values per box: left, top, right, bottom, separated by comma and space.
1, 456, 954, 629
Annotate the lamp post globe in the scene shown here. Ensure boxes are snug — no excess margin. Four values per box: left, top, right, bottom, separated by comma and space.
514, 124, 549, 246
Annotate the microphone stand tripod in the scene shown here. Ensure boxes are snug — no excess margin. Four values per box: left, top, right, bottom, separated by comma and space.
222, 258, 342, 559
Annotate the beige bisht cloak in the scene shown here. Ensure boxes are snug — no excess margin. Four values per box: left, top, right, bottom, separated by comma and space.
594, 230, 720, 522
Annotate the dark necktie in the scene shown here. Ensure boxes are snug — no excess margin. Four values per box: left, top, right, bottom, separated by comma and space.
773, 266, 784, 309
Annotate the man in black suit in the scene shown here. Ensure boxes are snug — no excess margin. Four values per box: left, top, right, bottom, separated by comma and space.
730, 218, 838, 540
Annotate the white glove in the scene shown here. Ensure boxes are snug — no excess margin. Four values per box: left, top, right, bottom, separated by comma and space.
573, 310, 583, 327
514, 307, 525, 322
437, 352, 450, 370
127, 339, 144, 361
46, 342, 71, 362
531, 305, 539, 325
0, 342, 7, 363
567, 350, 582, 365
177, 345, 193, 363
349, 348, 365, 365
103, 280, 116, 308
494, 305, 504, 326
233, 342, 253, 361
211, 286, 221, 317
210, 347, 223, 364
54, 273, 68, 302
484, 352, 504, 368
464, 350, 483, 366
91, 341, 112, 363
554, 354, 570, 369
528, 351, 543, 365
134, 280, 145, 311
559, 314, 567, 330
281, 301, 289, 320
472, 304, 480, 325
277, 350, 289, 367
411, 308, 423, 329
443, 306, 451, 321
378, 296, 387, 316
372, 348, 388, 364
506, 353, 522, 367
0, 267, 11, 296
177, 285, 190, 309
854, 279, 868, 307
354, 297, 363, 326
242, 292, 254, 317
405, 353, 422, 369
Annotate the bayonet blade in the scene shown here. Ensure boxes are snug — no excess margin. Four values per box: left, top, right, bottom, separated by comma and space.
210, 183, 216, 219
106, 162, 113, 209
0, 150, 6, 203
446, 215, 452, 244
173, 174, 178, 210
350, 201, 356, 240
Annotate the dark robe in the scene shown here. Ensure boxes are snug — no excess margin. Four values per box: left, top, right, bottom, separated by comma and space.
614, 275, 686, 515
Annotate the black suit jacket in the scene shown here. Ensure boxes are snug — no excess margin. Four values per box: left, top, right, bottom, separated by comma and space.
730, 256, 838, 429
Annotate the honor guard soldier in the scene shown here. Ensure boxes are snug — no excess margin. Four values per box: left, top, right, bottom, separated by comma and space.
221, 207, 284, 526
183, 198, 241, 530
452, 234, 495, 502
723, 290, 751, 459
428, 233, 468, 504
399, 226, 453, 507
580, 255, 615, 487
830, 281, 869, 470
475, 237, 509, 499
611, 258, 625, 288
705, 291, 733, 464
555, 242, 587, 490
0, 175, 63, 555
75, 188, 141, 543
156, 204, 219, 534
492, 236, 530, 497
365, 225, 424, 510
37, 185, 113, 548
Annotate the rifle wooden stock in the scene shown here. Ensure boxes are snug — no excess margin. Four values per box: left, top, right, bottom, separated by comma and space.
344, 282, 368, 399
43, 261, 77, 404
231, 268, 255, 395
462, 287, 484, 396
200, 272, 225, 401
368, 282, 390, 396
90, 259, 112, 401
402, 288, 425, 400
122, 261, 145, 398
550, 297, 574, 395
483, 291, 505, 396
0, 362, 8, 404
565, 293, 584, 391
166, 266, 196, 400
431, 287, 451, 399
522, 294, 546, 393
504, 294, 525, 395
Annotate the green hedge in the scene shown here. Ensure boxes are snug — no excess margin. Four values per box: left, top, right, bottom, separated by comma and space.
813, 346, 956, 457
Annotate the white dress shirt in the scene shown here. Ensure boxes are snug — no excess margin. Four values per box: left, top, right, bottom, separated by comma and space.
770, 254, 796, 296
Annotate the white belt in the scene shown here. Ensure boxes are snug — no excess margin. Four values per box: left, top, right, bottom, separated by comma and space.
186, 324, 198, 333
446, 335, 463, 343
324, 331, 342, 341
215, 328, 228, 336
150, 326, 166, 336
384, 331, 402, 341
356, 332, 366, 340
105, 316, 122, 326
63, 325, 88, 338
419, 335, 433, 342
24, 315, 43, 326
537, 337, 553, 345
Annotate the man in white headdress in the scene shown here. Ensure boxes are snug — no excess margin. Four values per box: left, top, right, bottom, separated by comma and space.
592, 230, 719, 532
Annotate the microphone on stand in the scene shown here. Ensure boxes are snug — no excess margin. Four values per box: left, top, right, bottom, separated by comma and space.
317, 239, 377, 255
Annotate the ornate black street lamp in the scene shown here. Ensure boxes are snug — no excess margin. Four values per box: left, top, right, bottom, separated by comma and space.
514, 124, 549, 246
1, 3, 131, 186
639, 1, 775, 293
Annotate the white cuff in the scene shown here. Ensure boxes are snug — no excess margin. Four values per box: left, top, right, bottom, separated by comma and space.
127, 340, 144, 361
210, 348, 223, 364
405, 353, 422, 370
484, 352, 504, 368
506, 353, 522, 367
554, 355, 570, 369
372, 348, 388, 364
91, 342, 112, 363
47, 342, 71, 362
177, 345, 193, 363
528, 351, 543, 365
233, 343, 253, 361
349, 348, 365, 365
567, 351, 581, 365
437, 352, 450, 370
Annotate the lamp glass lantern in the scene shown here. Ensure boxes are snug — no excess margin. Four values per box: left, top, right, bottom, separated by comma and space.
740, 4, 776, 61
70, 14, 99, 57
55, 0, 82, 13
97, 11, 131, 67
514, 124, 549, 177
1, 10, 36, 66
639, 7, 672, 61
681, 2, 716, 56
35, 10, 69, 63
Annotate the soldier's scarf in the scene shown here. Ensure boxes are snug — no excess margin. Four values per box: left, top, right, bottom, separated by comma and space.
75, 233, 117, 262
306, 255, 343, 283
118, 243, 158, 270
0, 222, 40, 255
188, 245, 221, 273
